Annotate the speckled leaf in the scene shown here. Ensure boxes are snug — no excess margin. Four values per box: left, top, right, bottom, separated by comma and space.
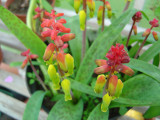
0, 6, 46, 63
88, 104, 109, 120
111, 74, 160, 107
47, 99, 83, 120
23, 91, 47, 120
75, 9, 136, 85
126, 58, 160, 83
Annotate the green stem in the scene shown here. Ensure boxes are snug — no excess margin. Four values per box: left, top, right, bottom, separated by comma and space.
27, 0, 37, 29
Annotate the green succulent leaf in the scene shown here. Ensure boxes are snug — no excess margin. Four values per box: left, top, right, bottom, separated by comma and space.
23, 91, 47, 120
47, 99, 83, 120
88, 104, 109, 120
143, 106, 160, 119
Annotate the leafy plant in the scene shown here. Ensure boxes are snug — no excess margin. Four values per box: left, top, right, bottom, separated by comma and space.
0, 0, 160, 119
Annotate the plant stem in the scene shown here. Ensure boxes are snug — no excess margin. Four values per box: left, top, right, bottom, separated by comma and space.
123, 0, 130, 12
126, 20, 135, 48
28, 59, 48, 91
101, 1, 105, 31
134, 34, 150, 59
81, 0, 87, 61
52, 0, 56, 8
134, 27, 153, 59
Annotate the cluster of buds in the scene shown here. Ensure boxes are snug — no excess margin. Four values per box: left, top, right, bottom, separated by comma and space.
94, 44, 134, 112
97, 0, 112, 25
132, 11, 142, 35
142, 18, 159, 41
21, 49, 38, 69
42, 10, 75, 101
33, 7, 43, 19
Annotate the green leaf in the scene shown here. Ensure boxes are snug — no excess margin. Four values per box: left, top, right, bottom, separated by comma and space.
47, 99, 83, 120
75, 9, 136, 85
23, 91, 47, 120
126, 58, 160, 84
119, 107, 128, 115
144, 106, 160, 118
111, 74, 160, 107
40, 0, 52, 12
139, 42, 160, 62
154, 7, 160, 20
140, 10, 149, 21
29, 79, 35, 85
153, 54, 160, 66
0, 6, 46, 64
88, 104, 109, 120
129, 42, 139, 58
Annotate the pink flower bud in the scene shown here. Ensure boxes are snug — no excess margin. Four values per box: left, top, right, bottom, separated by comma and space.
94, 64, 111, 74
132, 11, 142, 22
152, 31, 158, 41
120, 65, 134, 76
133, 25, 137, 35
21, 49, 30, 56
41, 19, 54, 28
149, 18, 159, 28
43, 43, 55, 61
21, 59, 28, 69
62, 43, 68, 49
56, 23, 71, 33
56, 13, 64, 17
95, 59, 107, 66
54, 36, 64, 48
51, 29, 59, 40
30, 54, 39, 59
142, 29, 151, 37
105, 1, 111, 11
58, 18, 67, 24
41, 28, 52, 38
61, 33, 75, 42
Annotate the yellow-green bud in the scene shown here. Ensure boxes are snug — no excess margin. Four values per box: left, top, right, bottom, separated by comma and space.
114, 79, 123, 98
61, 79, 72, 101
79, 10, 86, 31
94, 75, 106, 94
65, 54, 74, 76
74, 0, 81, 14
107, 10, 112, 19
48, 64, 60, 90
101, 93, 112, 112
97, 6, 103, 25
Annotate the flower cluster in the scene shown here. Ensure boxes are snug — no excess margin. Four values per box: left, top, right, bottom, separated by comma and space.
21, 49, 38, 69
42, 10, 75, 101
94, 44, 134, 112
132, 11, 142, 35
74, 0, 112, 30
142, 18, 159, 41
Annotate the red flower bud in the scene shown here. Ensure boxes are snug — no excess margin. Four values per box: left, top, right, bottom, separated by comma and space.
21, 59, 28, 69
56, 23, 71, 33
142, 29, 151, 37
43, 43, 55, 61
152, 31, 158, 41
132, 11, 142, 22
149, 18, 159, 27
41, 19, 54, 28
105, 1, 111, 11
56, 13, 64, 17
58, 18, 67, 24
120, 65, 134, 76
133, 25, 137, 35
41, 28, 52, 37
61, 33, 75, 42
54, 36, 64, 48
51, 29, 59, 40
21, 49, 30, 56
62, 43, 68, 49
30, 54, 39, 59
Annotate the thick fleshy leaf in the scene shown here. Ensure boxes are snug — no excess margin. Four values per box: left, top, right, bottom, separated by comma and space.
23, 91, 47, 120
0, 6, 46, 64
88, 104, 109, 120
75, 9, 136, 85
143, 106, 160, 119
47, 99, 83, 120
126, 59, 160, 83
111, 74, 160, 108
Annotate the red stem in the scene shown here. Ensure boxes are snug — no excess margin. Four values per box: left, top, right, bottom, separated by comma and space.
28, 59, 48, 91
81, 0, 87, 61
123, 1, 130, 12
101, 1, 105, 31
126, 21, 135, 47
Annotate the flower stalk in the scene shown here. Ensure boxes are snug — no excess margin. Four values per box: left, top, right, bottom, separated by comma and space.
126, 21, 135, 47
101, 1, 105, 31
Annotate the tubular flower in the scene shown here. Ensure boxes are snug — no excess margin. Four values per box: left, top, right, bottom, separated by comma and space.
87, 0, 95, 18
21, 49, 38, 69
74, 0, 81, 14
79, 10, 86, 31
94, 44, 134, 112
41, 10, 75, 48
97, 6, 103, 25
41, 9, 75, 101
